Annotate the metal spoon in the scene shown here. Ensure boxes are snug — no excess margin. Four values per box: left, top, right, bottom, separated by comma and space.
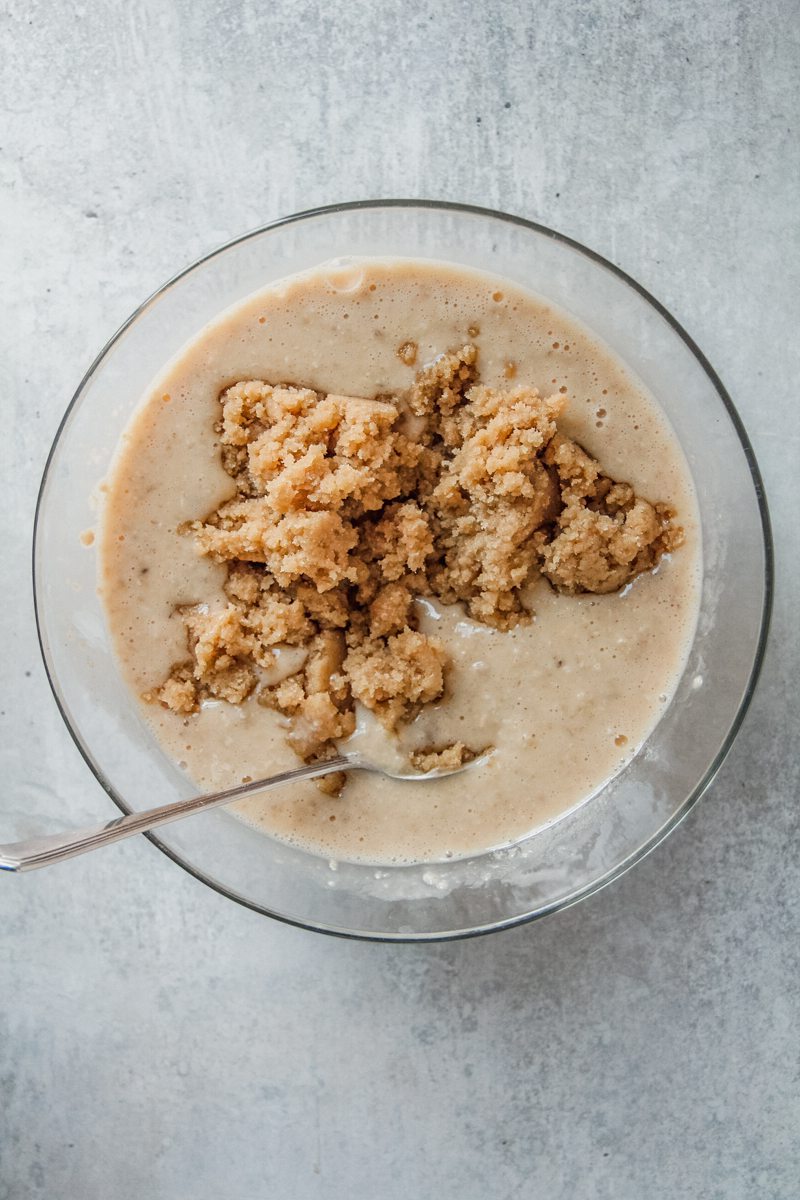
0, 751, 482, 873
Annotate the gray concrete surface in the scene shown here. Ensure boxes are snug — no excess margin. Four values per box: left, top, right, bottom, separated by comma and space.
2, 1, 798, 1196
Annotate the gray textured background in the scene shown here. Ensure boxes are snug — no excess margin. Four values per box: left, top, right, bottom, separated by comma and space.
2, 2, 798, 1197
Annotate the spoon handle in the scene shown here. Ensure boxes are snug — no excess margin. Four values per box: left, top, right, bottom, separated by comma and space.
0, 755, 352, 873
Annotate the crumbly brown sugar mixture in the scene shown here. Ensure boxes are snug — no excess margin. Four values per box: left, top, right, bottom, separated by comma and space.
149, 346, 682, 777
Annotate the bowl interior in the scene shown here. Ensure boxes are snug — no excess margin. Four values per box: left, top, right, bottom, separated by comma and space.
34, 202, 771, 940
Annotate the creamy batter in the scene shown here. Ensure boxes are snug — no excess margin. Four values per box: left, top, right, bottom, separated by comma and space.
99, 258, 701, 864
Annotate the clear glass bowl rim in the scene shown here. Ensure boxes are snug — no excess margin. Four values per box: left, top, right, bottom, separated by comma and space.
32, 199, 775, 942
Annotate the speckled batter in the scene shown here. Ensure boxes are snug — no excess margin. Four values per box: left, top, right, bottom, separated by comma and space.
99, 258, 701, 864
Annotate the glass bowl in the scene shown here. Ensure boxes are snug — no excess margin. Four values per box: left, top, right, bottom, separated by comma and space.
33, 201, 772, 941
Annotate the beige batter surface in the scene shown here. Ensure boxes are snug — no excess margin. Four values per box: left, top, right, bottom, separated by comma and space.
99, 258, 701, 864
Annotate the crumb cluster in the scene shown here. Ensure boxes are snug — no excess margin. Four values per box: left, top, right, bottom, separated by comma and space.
149, 346, 681, 779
